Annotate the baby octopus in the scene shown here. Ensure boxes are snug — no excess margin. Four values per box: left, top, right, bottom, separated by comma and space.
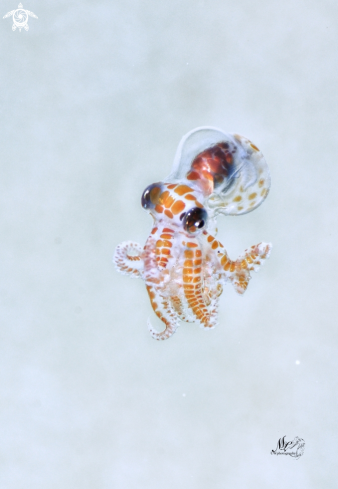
114, 127, 272, 340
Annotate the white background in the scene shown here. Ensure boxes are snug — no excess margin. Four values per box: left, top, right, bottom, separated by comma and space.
1, 0, 337, 487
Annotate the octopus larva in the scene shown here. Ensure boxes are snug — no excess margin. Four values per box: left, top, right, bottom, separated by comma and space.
114, 127, 272, 340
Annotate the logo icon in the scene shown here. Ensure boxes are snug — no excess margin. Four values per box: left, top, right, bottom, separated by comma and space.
3, 3, 38, 31
271, 436, 305, 459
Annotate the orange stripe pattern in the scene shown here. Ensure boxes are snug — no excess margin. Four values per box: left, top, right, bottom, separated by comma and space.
182, 244, 211, 327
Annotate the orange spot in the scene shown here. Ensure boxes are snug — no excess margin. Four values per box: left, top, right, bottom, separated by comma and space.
184, 250, 194, 258
194, 267, 201, 274
155, 204, 163, 213
233, 195, 242, 202
249, 201, 256, 207
156, 240, 164, 248
174, 185, 193, 196
258, 179, 265, 188
184, 260, 193, 267
171, 200, 186, 215
158, 190, 169, 205
161, 233, 173, 240
195, 259, 202, 266
211, 241, 218, 250
151, 227, 158, 235
183, 268, 193, 275
162, 240, 172, 247
261, 188, 268, 197
196, 250, 202, 257
164, 195, 175, 208
238, 206, 243, 211
162, 228, 174, 233
164, 209, 174, 219
186, 242, 198, 248
250, 143, 259, 151
162, 248, 171, 255
248, 193, 257, 200
167, 184, 177, 189
194, 201, 203, 208
207, 235, 214, 243
185, 194, 196, 201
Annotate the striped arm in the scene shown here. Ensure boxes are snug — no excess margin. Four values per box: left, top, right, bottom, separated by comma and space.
146, 285, 179, 340
155, 227, 175, 270
221, 242, 272, 294
182, 242, 211, 328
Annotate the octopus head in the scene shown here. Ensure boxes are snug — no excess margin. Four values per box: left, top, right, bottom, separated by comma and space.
141, 182, 208, 235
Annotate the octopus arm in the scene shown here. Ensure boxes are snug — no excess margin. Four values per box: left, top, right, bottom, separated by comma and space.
143, 234, 179, 340
155, 227, 176, 270
113, 241, 144, 278
146, 285, 179, 340
202, 253, 224, 328
170, 294, 197, 323
220, 242, 272, 294
182, 243, 212, 328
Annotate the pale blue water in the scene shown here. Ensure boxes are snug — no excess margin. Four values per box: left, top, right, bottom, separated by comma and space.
0, 1, 337, 487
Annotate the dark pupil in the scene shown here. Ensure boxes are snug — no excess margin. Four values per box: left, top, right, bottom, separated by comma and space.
183, 207, 208, 233
141, 188, 152, 209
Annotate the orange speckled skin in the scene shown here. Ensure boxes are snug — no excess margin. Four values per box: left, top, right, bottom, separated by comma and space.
114, 127, 272, 340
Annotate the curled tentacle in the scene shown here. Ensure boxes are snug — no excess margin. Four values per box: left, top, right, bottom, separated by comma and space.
146, 285, 179, 340
113, 241, 144, 278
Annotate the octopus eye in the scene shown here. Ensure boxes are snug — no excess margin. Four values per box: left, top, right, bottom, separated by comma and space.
141, 183, 162, 210
183, 207, 208, 234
